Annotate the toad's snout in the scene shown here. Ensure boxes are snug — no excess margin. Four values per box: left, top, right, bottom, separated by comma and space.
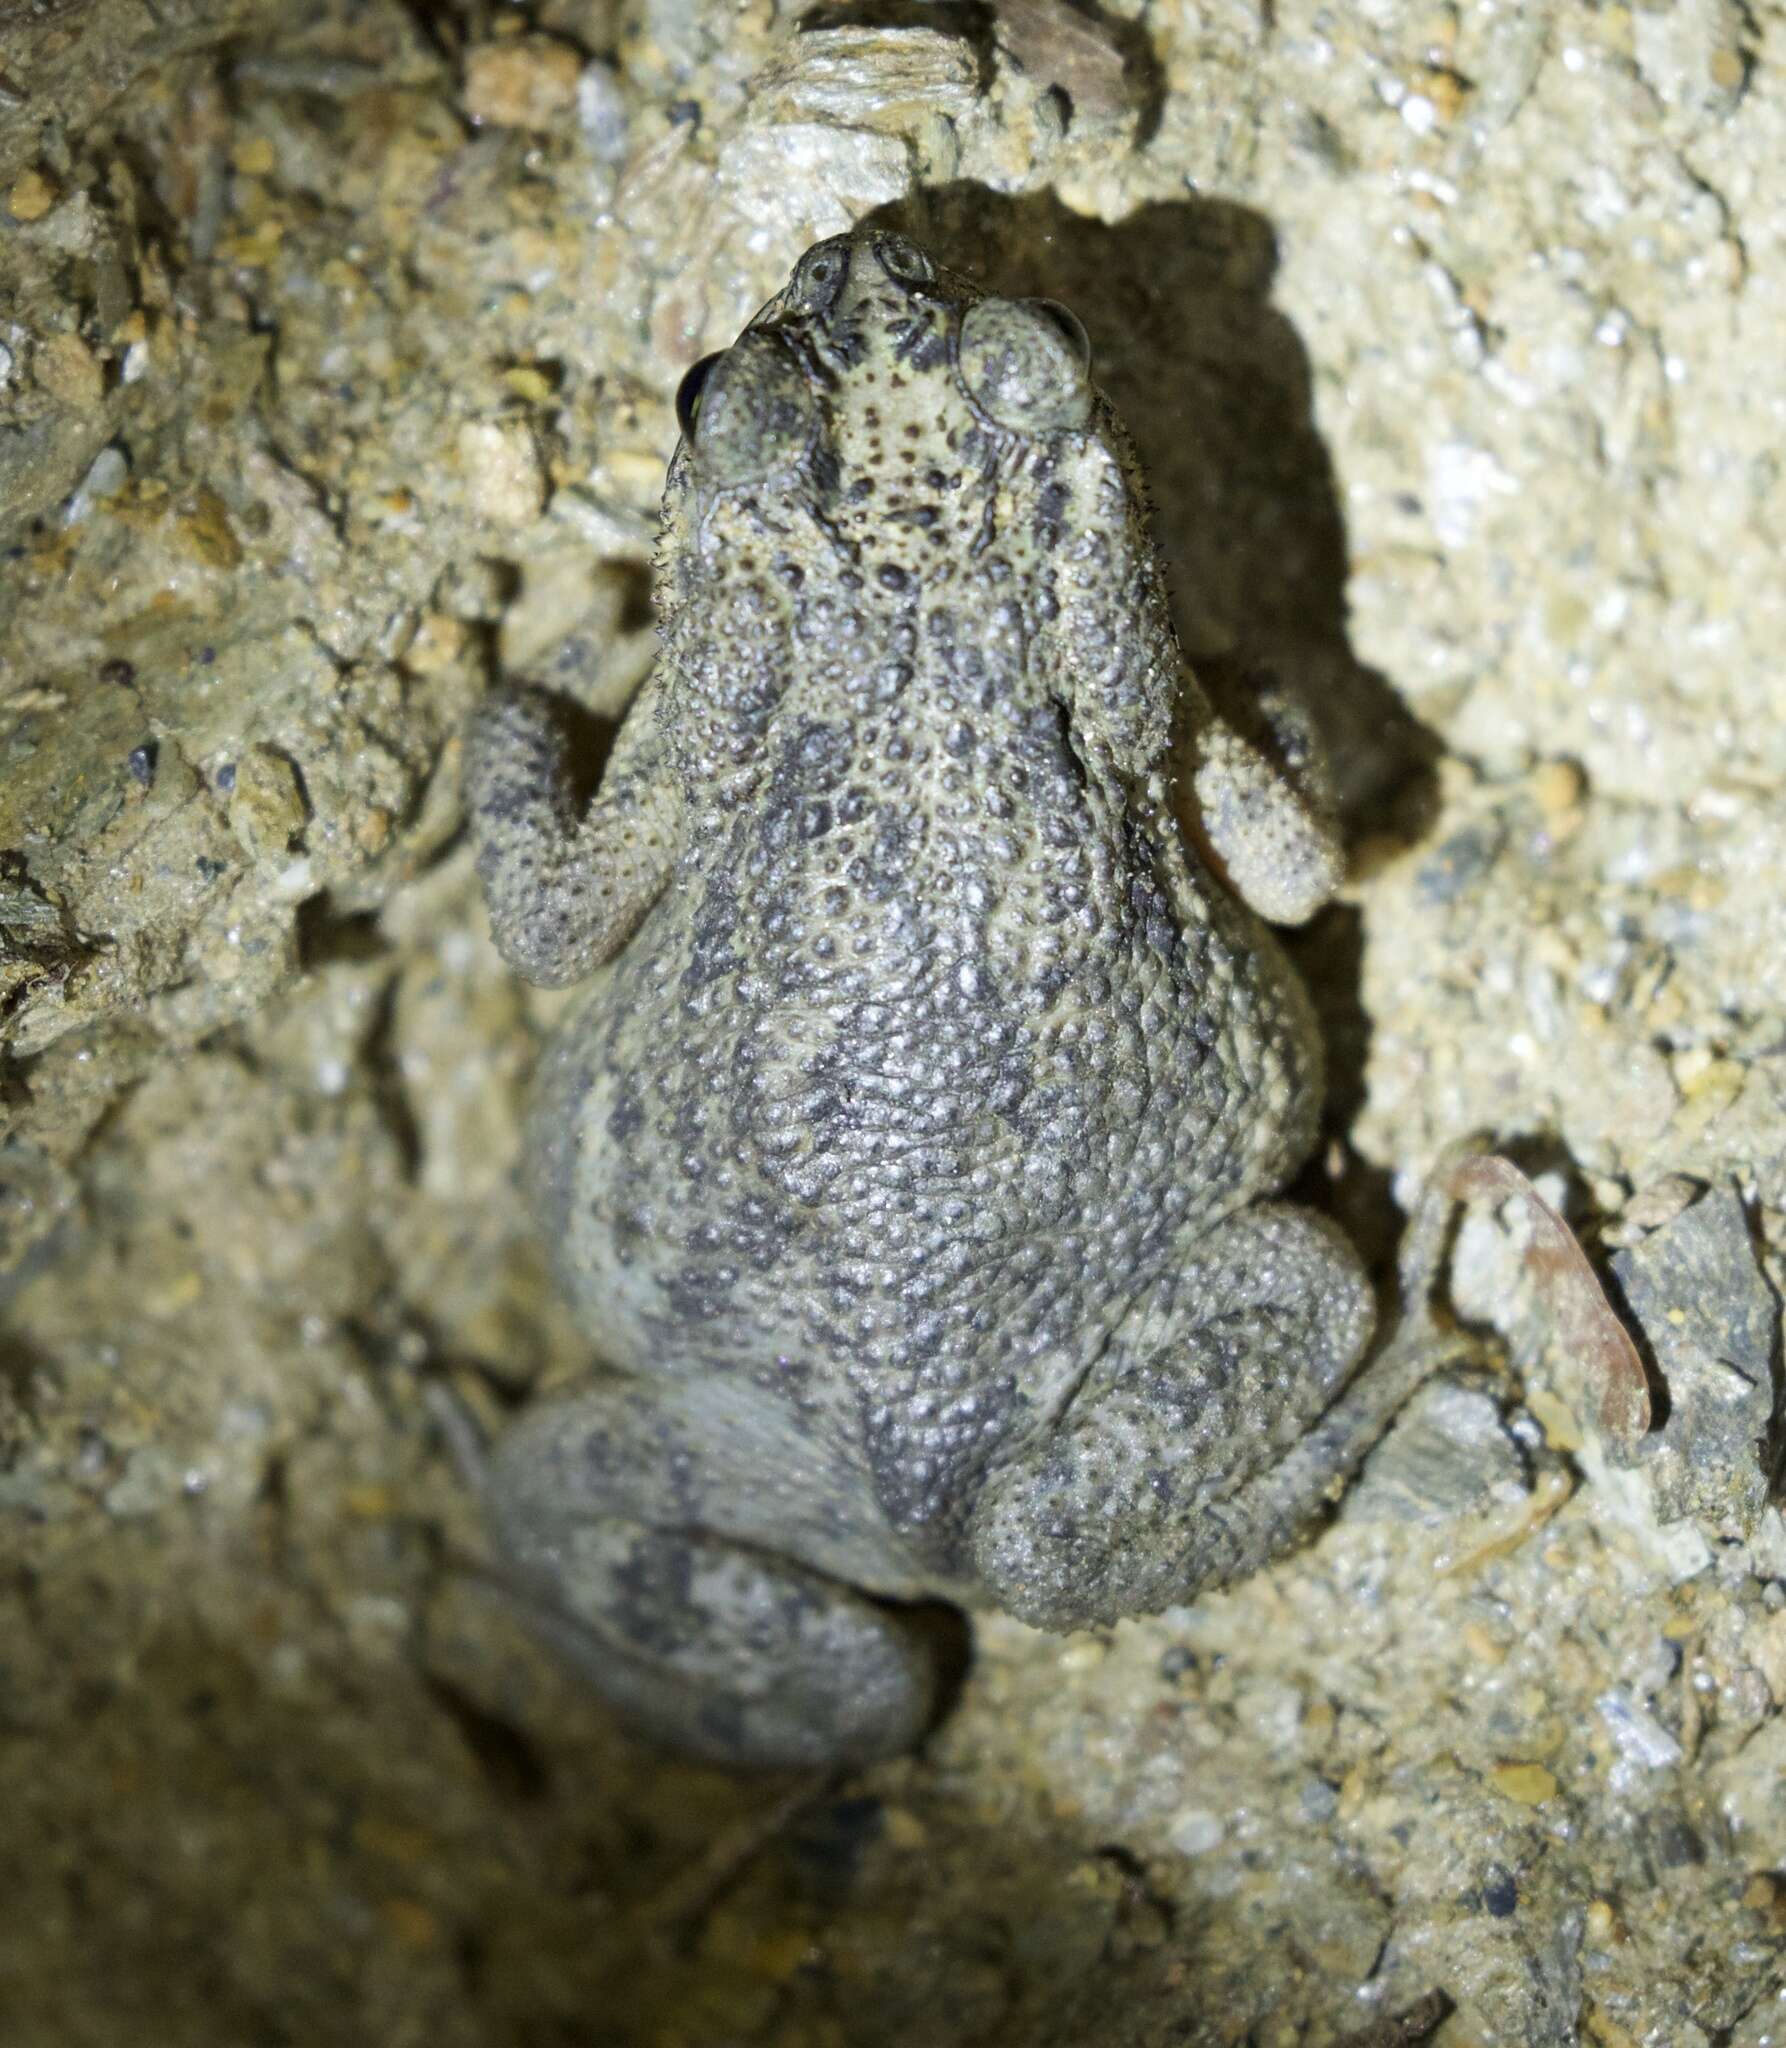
788, 229, 943, 335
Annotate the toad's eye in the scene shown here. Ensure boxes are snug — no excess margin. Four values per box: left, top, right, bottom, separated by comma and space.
1025, 299, 1091, 372
678, 333, 817, 485
675, 352, 724, 442
957, 296, 1094, 435
872, 234, 937, 287
787, 237, 852, 317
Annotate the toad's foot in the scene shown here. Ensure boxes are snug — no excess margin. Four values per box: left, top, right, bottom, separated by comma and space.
1181, 662, 1344, 928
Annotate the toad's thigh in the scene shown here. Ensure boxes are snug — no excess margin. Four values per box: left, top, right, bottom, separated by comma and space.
969, 1202, 1375, 1629
488, 1371, 922, 1598
481, 1374, 943, 1768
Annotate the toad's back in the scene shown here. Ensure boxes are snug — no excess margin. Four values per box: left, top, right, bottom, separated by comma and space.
530, 526, 1319, 1528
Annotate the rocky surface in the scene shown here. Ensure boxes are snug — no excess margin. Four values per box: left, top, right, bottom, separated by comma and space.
2, 3, 1783, 2044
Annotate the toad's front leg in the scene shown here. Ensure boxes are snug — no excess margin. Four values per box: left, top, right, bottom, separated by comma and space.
464, 674, 682, 989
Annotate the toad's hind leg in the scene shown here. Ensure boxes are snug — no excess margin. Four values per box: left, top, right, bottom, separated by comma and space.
970, 1203, 1433, 1631
480, 1378, 940, 1769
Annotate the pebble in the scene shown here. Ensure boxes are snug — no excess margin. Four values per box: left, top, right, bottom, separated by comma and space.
1531, 757, 1585, 815
227, 747, 308, 862
577, 61, 630, 162
1345, 1377, 1527, 1527
458, 418, 546, 527
1491, 1760, 1558, 1806
62, 445, 129, 527
1299, 1776, 1340, 1822
1167, 1808, 1224, 1856
463, 36, 583, 130
7, 167, 57, 221
1596, 1688, 1685, 1770
34, 331, 103, 410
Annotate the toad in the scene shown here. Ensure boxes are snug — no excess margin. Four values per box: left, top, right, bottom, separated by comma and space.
464, 230, 1432, 1766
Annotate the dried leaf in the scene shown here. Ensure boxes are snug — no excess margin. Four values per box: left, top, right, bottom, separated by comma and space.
1438, 1149, 1651, 1447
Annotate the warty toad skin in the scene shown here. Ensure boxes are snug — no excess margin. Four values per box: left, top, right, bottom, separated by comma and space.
464, 229, 1434, 1768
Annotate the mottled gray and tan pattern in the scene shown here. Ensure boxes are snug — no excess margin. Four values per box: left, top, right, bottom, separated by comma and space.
465, 230, 1428, 1768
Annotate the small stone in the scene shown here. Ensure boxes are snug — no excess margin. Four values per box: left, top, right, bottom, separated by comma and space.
1524, 1388, 1582, 1452
62, 444, 129, 527
1421, 64, 1471, 123
1596, 1689, 1685, 1771
1604, 1173, 1703, 1246
463, 36, 583, 129
1640, 1808, 1705, 1870
402, 613, 469, 676
1751, 1612, 1786, 1706
1531, 756, 1585, 816
227, 747, 308, 861
7, 167, 57, 220
1168, 1808, 1224, 1856
1710, 45, 1746, 92
577, 61, 630, 161
34, 331, 104, 410
1346, 1377, 1527, 1527
500, 364, 554, 405
1482, 1865, 1519, 1917
458, 419, 546, 527
1491, 1761, 1558, 1806
231, 134, 276, 176
713, 121, 911, 238
353, 806, 392, 856
1414, 820, 1504, 905
1612, 1186, 1777, 1537
1462, 1623, 1507, 1666
993, 0, 1141, 128
172, 488, 243, 570
1299, 1776, 1340, 1822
